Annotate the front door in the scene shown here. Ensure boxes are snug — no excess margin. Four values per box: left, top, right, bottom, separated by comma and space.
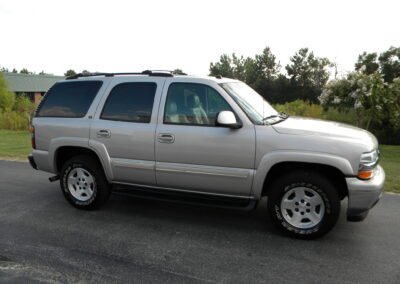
155, 81, 256, 196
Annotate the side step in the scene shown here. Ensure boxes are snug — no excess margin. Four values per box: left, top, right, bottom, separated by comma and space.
112, 184, 257, 211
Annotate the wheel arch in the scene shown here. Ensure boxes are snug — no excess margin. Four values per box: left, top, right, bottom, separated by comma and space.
54, 145, 112, 182
252, 151, 353, 200
261, 161, 349, 200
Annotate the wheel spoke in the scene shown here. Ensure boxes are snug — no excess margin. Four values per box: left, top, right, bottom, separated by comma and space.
309, 194, 323, 207
85, 175, 94, 185
77, 168, 85, 179
281, 198, 296, 211
307, 212, 321, 225
290, 213, 303, 225
68, 176, 77, 187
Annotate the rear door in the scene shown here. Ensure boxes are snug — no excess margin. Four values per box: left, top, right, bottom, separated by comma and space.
90, 76, 165, 185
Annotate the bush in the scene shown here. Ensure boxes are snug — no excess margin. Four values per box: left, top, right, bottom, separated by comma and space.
323, 108, 358, 125
13, 94, 35, 113
274, 100, 323, 118
0, 74, 35, 130
0, 111, 30, 130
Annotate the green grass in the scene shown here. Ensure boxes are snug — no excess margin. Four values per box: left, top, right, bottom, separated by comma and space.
379, 145, 400, 193
0, 130, 31, 160
0, 130, 398, 193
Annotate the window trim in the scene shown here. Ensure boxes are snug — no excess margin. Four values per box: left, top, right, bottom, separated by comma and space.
35, 80, 103, 118
163, 82, 239, 127
100, 82, 157, 124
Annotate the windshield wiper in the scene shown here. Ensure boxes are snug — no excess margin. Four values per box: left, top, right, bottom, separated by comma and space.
262, 112, 289, 124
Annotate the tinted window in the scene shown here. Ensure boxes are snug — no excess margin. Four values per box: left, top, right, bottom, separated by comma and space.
101, 82, 156, 123
164, 83, 232, 126
37, 81, 102, 117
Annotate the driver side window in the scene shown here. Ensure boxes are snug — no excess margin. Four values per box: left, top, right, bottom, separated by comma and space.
164, 83, 232, 126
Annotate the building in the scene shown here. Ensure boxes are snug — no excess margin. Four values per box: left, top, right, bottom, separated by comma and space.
2, 72, 65, 104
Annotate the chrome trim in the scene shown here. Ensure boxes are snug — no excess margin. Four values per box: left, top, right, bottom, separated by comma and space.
111, 158, 155, 171
113, 181, 254, 199
156, 162, 250, 179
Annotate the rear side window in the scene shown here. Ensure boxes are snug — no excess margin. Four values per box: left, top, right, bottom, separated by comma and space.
36, 81, 102, 117
100, 82, 157, 123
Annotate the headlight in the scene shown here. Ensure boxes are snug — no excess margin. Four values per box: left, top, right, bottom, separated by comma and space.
358, 149, 380, 180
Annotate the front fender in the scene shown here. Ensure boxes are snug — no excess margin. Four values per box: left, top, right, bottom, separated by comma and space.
251, 150, 354, 198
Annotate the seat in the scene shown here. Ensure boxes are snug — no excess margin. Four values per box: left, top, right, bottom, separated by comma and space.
187, 95, 209, 125
165, 101, 188, 124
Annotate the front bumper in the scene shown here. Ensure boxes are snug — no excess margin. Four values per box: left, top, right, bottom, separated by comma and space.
346, 165, 385, 221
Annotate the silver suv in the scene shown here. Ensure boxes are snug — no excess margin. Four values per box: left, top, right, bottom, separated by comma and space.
28, 70, 385, 239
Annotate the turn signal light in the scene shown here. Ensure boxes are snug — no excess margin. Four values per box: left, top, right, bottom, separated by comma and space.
358, 170, 374, 180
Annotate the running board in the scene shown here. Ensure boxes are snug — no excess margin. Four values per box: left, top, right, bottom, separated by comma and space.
112, 184, 257, 211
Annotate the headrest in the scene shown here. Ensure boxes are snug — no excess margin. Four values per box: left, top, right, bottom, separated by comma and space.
187, 95, 201, 108
166, 101, 177, 114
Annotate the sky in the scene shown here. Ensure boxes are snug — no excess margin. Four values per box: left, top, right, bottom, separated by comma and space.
0, 0, 399, 76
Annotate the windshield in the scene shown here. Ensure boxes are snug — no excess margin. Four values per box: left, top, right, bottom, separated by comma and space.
220, 82, 278, 124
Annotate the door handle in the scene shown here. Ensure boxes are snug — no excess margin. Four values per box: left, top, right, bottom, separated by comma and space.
97, 129, 111, 138
158, 133, 175, 143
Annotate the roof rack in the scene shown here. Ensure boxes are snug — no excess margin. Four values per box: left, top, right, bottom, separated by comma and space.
66, 70, 187, 80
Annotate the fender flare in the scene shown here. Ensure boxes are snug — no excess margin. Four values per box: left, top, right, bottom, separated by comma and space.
251, 150, 354, 198
49, 137, 114, 182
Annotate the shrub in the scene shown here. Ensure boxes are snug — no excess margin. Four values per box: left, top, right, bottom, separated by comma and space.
322, 107, 358, 125
13, 94, 35, 113
274, 99, 323, 118
0, 110, 30, 130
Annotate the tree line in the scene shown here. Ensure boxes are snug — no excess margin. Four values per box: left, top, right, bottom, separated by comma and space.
209, 47, 400, 103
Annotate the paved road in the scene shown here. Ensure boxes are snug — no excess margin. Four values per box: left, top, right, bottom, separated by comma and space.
0, 160, 399, 283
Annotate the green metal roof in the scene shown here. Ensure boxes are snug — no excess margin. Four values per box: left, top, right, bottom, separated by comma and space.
2, 72, 65, 93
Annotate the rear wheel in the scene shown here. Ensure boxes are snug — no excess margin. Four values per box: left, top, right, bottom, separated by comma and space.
60, 155, 110, 210
267, 170, 340, 239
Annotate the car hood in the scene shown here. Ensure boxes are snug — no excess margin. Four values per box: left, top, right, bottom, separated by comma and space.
272, 116, 378, 147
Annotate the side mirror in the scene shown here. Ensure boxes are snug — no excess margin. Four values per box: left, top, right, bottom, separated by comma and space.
216, 111, 242, 129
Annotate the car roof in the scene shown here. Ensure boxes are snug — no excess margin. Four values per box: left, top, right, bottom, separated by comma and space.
64, 71, 239, 84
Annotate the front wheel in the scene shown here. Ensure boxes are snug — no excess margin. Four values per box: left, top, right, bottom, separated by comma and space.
267, 171, 340, 239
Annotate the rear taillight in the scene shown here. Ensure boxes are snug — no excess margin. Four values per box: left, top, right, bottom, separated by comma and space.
30, 126, 36, 149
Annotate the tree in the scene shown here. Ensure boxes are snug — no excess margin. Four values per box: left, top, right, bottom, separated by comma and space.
355, 52, 379, 75
209, 54, 234, 78
0, 73, 16, 111
319, 70, 400, 131
231, 53, 247, 81
378, 46, 400, 83
20, 68, 31, 74
172, 69, 185, 75
64, 69, 77, 77
286, 48, 330, 89
12, 68, 18, 73
255, 47, 280, 80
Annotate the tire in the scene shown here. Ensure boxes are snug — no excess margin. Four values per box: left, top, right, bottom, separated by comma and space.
60, 155, 110, 210
267, 170, 340, 239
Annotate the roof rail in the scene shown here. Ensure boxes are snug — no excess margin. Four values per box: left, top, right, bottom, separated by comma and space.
66, 70, 186, 80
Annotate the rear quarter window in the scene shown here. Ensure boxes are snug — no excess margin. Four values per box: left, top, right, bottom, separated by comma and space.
36, 81, 103, 117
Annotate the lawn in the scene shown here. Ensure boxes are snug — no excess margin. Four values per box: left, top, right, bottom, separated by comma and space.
0, 130, 31, 160
0, 130, 398, 193
379, 145, 400, 194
